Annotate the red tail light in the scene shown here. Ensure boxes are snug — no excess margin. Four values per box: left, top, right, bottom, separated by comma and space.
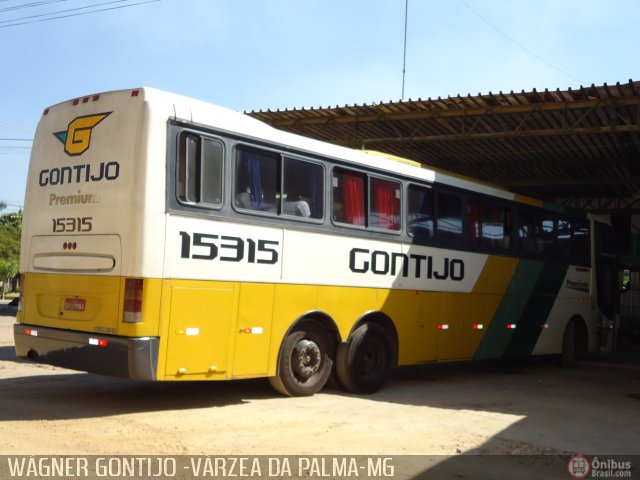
123, 278, 143, 323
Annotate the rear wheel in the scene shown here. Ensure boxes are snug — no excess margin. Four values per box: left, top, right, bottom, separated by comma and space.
269, 321, 333, 396
561, 318, 588, 368
336, 323, 390, 394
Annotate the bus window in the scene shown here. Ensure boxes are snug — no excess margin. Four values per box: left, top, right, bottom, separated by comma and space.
177, 132, 223, 207
536, 216, 556, 255
469, 199, 509, 250
436, 192, 463, 241
282, 157, 323, 219
556, 218, 572, 258
370, 177, 400, 231
282, 158, 324, 218
517, 211, 536, 255
235, 147, 279, 213
407, 184, 434, 238
333, 168, 366, 226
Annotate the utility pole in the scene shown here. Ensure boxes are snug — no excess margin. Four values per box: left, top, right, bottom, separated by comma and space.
402, 0, 409, 100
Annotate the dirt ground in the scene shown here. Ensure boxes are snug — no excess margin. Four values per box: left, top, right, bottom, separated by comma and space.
1, 302, 639, 478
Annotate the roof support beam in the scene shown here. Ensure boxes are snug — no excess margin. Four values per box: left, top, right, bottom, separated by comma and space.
360, 124, 640, 144
260, 97, 640, 128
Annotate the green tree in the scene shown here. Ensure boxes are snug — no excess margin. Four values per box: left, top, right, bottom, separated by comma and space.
0, 203, 21, 297
0, 258, 18, 299
0, 211, 21, 260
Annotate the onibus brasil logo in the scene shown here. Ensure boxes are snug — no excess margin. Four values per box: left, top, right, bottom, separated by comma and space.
53, 112, 111, 156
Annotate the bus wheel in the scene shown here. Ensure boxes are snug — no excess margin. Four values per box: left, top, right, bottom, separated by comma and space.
269, 321, 333, 396
336, 323, 390, 394
561, 318, 587, 368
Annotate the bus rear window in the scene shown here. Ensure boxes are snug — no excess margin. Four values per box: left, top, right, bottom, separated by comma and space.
177, 132, 223, 207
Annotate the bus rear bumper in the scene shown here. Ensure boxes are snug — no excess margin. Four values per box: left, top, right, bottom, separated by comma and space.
14, 324, 159, 380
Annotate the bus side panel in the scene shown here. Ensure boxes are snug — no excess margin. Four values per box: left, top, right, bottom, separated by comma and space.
378, 289, 426, 364
474, 259, 542, 360
380, 255, 514, 364
503, 261, 569, 358
531, 266, 594, 355
163, 280, 238, 379
426, 255, 515, 362
267, 283, 327, 378
232, 282, 275, 378
316, 286, 377, 340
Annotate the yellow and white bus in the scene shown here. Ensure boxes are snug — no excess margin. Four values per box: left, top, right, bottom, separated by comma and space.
15, 88, 615, 396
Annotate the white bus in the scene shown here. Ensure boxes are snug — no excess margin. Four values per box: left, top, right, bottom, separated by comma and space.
14, 88, 615, 395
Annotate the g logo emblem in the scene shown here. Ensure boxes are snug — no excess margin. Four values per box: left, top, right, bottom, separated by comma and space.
54, 112, 111, 156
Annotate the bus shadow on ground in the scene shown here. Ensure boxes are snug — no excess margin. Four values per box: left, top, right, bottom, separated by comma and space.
0, 372, 277, 422
327, 355, 640, 456
0, 346, 21, 363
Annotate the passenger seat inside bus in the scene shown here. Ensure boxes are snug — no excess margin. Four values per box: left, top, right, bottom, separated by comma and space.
284, 200, 311, 217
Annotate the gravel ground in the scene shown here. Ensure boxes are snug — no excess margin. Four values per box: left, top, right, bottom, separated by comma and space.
1, 302, 639, 479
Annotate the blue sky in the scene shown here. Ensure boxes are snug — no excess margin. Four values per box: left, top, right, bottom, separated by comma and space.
1, 0, 639, 213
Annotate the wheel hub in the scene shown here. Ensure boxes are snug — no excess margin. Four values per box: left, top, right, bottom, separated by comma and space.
292, 339, 321, 379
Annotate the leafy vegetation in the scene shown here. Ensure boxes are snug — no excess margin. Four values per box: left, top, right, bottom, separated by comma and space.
0, 202, 21, 298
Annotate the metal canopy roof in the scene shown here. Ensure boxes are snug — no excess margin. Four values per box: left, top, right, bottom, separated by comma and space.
248, 80, 640, 214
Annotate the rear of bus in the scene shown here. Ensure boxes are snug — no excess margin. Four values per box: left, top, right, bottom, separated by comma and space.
14, 88, 167, 379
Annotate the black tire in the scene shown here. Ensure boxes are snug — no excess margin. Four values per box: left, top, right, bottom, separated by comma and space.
336, 323, 390, 394
561, 319, 587, 368
561, 321, 576, 368
269, 321, 333, 396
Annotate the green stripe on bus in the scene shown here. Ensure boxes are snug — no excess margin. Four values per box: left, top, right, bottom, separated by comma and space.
474, 259, 543, 360
502, 260, 569, 358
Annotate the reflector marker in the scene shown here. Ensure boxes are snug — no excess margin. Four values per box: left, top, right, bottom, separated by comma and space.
473, 324, 484, 330
507, 324, 517, 329
540, 324, 549, 329
25, 328, 38, 337
185, 328, 200, 336
88, 338, 108, 347
239, 327, 264, 334
437, 324, 449, 330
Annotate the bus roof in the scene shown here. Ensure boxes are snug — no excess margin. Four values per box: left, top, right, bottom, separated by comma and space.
46, 87, 549, 207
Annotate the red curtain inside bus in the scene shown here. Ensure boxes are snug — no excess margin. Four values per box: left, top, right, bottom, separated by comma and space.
469, 199, 482, 244
343, 173, 365, 226
372, 178, 399, 230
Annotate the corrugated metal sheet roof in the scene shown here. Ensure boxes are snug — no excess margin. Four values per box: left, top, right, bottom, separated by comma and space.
248, 80, 640, 213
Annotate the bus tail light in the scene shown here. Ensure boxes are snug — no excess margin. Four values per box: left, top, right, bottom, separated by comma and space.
89, 338, 108, 347
123, 278, 143, 323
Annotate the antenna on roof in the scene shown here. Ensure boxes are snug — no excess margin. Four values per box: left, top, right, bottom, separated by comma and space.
402, 0, 409, 100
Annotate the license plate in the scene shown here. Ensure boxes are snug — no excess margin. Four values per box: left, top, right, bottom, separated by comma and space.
64, 298, 86, 312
